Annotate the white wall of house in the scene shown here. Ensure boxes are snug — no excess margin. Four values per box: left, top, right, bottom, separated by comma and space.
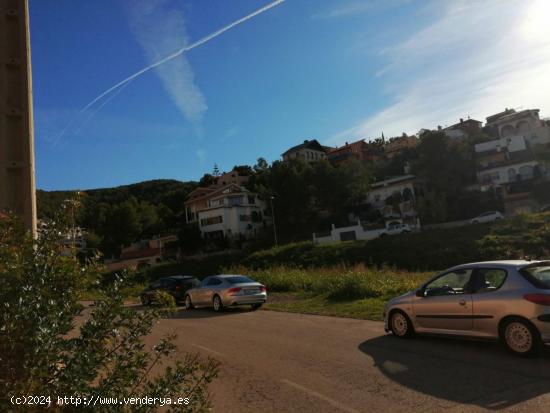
198, 202, 265, 239
313, 222, 386, 245
475, 135, 527, 154
487, 110, 550, 145
367, 177, 416, 208
477, 160, 540, 188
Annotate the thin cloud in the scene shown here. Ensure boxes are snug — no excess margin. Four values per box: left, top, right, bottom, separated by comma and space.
126, 0, 207, 123
328, 0, 550, 144
312, 0, 409, 19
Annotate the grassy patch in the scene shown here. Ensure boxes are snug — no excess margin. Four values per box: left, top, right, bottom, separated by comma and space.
265, 292, 388, 321
228, 264, 432, 321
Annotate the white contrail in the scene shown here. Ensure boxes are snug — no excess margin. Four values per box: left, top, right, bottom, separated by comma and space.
54, 0, 284, 143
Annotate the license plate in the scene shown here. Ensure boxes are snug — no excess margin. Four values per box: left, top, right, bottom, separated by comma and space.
245, 289, 258, 295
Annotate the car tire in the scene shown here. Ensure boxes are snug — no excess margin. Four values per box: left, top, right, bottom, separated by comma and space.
251, 303, 263, 310
501, 318, 542, 357
213, 295, 224, 312
389, 310, 415, 338
141, 295, 151, 306
185, 294, 194, 310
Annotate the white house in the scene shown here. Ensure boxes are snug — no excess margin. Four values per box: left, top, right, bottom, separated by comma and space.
196, 185, 266, 240
485, 108, 550, 146
366, 174, 418, 219
282, 139, 327, 163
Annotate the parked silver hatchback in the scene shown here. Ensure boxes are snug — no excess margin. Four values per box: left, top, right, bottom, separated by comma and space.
384, 260, 550, 357
184, 274, 267, 312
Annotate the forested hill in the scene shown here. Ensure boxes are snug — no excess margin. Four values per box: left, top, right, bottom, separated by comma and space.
37, 179, 196, 220
37, 179, 197, 256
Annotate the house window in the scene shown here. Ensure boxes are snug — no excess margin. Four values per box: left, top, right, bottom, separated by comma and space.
239, 215, 251, 222
248, 195, 255, 204
519, 165, 534, 180
200, 216, 223, 226
228, 196, 244, 206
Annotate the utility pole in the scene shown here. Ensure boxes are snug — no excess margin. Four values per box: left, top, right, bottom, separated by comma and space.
0, 0, 37, 236
270, 195, 278, 247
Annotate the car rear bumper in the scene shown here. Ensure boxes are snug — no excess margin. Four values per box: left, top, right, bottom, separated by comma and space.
226, 293, 267, 306
533, 315, 550, 344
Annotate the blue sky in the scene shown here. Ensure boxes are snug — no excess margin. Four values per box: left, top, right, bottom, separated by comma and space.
30, 0, 550, 190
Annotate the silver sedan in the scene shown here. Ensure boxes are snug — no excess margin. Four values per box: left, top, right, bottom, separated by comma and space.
184, 274, 267, 312
384, 260, 550, 357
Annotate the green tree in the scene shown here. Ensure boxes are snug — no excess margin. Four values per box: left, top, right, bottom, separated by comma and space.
178, 224, 204, 255
0, 214, 218, 412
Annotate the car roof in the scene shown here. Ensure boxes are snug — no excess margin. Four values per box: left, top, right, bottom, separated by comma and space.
214, 274, 250, 278
448, 260, 550, 271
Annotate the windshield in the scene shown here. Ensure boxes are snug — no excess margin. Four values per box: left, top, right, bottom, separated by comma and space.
520, 265, 550, 289
225, 276, 255, 284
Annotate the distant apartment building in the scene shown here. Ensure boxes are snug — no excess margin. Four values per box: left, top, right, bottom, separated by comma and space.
475, 135, 540, 190
474, 133, 548, 214
384, 134, 418, 159
215, 169, 250, 187
443, 118, 483, 141
185, 184, 267, 240
326, 139, 379, 165
484, 108, 550, 146
366, 174, 420, 221
282, 139, 327, 162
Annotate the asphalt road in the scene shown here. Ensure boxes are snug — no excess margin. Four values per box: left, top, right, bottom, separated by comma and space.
145, 307, 550, 413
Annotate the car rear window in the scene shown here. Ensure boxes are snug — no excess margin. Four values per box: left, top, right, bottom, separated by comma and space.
520, 265, 550, 289
226, 276, 254, 284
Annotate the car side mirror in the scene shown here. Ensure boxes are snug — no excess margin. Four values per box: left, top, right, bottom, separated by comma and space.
415, 289, 424, 297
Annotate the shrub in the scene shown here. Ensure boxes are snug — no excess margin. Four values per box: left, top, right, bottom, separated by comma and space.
243, 225, 492, 271
0, 215, 218, 412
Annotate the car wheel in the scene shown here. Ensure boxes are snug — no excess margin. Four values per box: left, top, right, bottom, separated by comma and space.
390, 310, 414, 338
140, 295, 151, 306
251, 303, 263, 310
185, 295, 194, 310
501, 318, 542, 357
213, 295, 224, 312
501, 318, 541, 357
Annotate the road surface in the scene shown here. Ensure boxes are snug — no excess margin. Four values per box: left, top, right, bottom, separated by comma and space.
144, 307, 550, 413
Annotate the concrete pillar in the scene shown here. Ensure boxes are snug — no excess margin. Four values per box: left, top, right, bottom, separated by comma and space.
0, 0, 37, 236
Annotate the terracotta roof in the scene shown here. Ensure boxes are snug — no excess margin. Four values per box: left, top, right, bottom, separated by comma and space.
120, 248, 161, 260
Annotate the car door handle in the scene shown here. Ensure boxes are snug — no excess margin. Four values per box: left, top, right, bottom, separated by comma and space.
459, 300, 467, 306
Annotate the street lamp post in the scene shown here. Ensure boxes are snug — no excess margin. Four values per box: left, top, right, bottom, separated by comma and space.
270, 196, 278, 247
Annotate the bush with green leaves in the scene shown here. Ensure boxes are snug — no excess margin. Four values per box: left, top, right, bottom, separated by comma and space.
0, 215, 218, 412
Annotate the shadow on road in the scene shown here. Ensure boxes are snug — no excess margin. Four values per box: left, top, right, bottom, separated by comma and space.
166, 307, 260, 319
358, 335, 550, 410
128, 303, 260, 319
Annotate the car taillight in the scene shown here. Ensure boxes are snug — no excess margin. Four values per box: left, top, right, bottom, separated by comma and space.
227, 287, 242, 294
523, 294, 550, 306
260, 286, 267, 293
